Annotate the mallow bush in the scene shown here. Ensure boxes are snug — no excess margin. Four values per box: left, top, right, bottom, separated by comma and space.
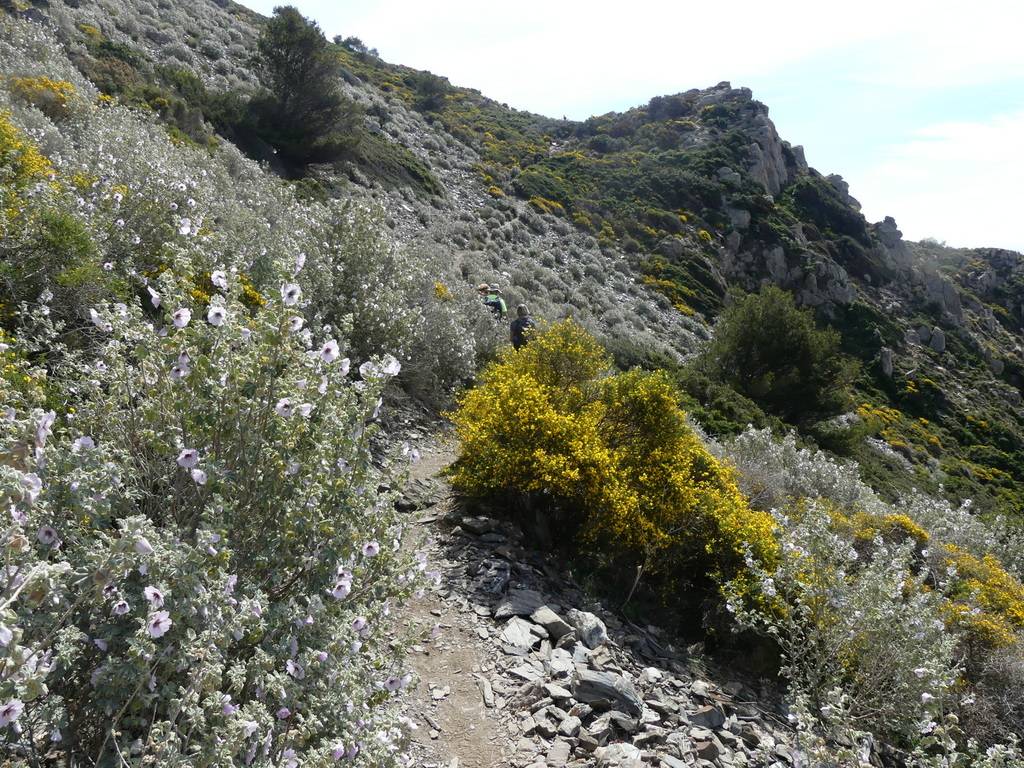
0, 14, 453, 764
0, 274, 424, 764
716, 427, 1024, 761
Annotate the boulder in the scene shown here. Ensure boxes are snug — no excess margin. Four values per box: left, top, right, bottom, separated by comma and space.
930, 327, 946, 353
494, 589, 545, 619
572, 669, 643, 717
566, 609, 608, 648
595, 743, 643, 766
531, 606, 574, 641
689, 704, 726, 729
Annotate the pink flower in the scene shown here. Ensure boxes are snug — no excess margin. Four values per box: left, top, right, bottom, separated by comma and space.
147, 610, 172, 638
320, 339, 340, 364
172, 308, 191, 328
362, 541, 380, 557
135, 537, 154, 555
0, 699, 23, 728
177, 448, 199, 469
286, 659, 305, 679
113, 600, 130, 616
329, 580, 351, 600
72, 436, 96, 453
190, 468, 207, 485
207, 306, 228, 327
144, 586, 164, 608
20, 473, 42, 503
276, 707, 291, 719
331, 743, 346, 761
351, 616, 367, 632
37, 526, 59, 547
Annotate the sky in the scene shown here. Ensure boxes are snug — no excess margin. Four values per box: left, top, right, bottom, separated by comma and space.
240, 0, 1024, 252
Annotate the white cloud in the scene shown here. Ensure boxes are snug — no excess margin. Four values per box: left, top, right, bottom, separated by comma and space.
852, 109, 1024, 252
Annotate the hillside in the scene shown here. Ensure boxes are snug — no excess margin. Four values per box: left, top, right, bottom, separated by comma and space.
2, 1, 1024, 766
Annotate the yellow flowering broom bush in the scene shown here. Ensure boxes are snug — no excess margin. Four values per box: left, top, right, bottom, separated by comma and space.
448, 320, 777, 601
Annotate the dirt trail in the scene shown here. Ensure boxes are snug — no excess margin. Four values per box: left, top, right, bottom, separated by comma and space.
401, 436, 510, 768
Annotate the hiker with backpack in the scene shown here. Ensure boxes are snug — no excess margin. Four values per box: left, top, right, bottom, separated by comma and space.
478, 282, 507, 320
510, 304, 535, 350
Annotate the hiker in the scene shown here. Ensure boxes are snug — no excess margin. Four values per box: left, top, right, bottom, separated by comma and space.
479, 282, 507, 320
510, 304, 535, 350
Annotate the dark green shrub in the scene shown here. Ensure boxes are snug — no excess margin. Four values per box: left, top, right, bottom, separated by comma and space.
700, 286, 858, 423
249, 6, 363, 164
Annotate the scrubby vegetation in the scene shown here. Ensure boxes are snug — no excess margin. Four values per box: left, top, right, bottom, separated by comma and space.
0, 13, 495, 762
5, 0, 1024, 764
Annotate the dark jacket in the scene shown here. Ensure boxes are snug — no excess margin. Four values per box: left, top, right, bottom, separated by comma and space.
510, 316, 535, 350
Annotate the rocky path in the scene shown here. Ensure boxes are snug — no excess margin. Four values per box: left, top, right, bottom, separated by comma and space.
398, 433, 798, 768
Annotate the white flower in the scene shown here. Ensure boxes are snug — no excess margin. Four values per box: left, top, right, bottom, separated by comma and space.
135, 537, 154, 556
113, 600, 130, 616
207, 306, 228, 327
297, 403, 314, 419
211, 270, 228, 290
282, 748, 299, 768
147, 610, 172, 638
320, 339, 340, 363
242, 720, 259, 738
89, 308, 112, 332
359, 361, 379, 380
190, 468, 207, 485
172, 308, 191, 328
281, 283, 302, 306
339, 358, 351, 377
294, 252, 306, 275
287, 316, 304, 333
362, 541, 380, 557
275, 398, 294, 418
286, 659, 305, 679
0, 699, 24, 728
176, 448, 199, 469
921, 692, 935, 704
0, 626, 12, 647
170, 363, 190, 381
913, 667, 929, 679
144, 586, 164, 608
381, 354, 401, 376
147, 286, 161, 308
178, 218, 192, 236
